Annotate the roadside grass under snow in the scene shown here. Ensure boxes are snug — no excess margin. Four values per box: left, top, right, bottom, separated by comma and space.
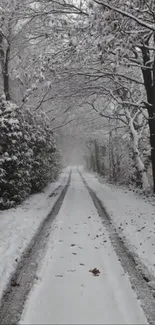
0, 168, 70, 298
82, 170, 155, 279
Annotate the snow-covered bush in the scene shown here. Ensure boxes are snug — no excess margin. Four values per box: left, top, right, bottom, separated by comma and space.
0, 97, 60, 209
25, 109, 60, 192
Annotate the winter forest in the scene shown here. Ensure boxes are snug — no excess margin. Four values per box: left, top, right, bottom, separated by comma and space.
0, 0, 155, 209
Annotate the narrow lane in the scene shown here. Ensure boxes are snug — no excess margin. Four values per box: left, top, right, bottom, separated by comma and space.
21, 170, 147, 324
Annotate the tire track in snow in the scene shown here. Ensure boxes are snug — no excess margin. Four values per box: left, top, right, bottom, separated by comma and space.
0, 171, 71, 325
79, 170, 155, 325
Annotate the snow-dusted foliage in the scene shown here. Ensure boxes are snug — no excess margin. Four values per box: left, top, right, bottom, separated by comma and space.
0, 0, 154, 197
85, 137, 132, 185
84, 128, 151, 191
0, 98, 60, 209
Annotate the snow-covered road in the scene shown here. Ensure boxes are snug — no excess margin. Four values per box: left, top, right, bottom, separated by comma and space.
20, 169, 148, 324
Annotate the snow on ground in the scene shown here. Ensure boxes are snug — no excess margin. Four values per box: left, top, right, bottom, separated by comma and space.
20, 170, 147, 324
0, 168, 70, 298
83, 170, 155, 278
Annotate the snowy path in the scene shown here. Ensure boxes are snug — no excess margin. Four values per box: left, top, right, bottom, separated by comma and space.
21, 170, 147, 324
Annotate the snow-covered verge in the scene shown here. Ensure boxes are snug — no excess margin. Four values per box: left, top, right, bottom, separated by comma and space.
82, 170, 155, 279
0, 168, 70, 299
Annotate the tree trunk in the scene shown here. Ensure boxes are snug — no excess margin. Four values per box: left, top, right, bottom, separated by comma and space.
148, 111, 155, 192
3, 46, 11, 100
0, 32, 11, 101
109, 132, 116, 182
94, 140, 100, 174
125, 107, 149, 190
141, 44, 155, 192
100, 145, 106, 176
90, 154, 95, 171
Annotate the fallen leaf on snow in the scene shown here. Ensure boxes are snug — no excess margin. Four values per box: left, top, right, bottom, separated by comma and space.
11, 280, 20, 287
55, 275, 63, 278
89, 268, 100, 276
34, 275, 41, 281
